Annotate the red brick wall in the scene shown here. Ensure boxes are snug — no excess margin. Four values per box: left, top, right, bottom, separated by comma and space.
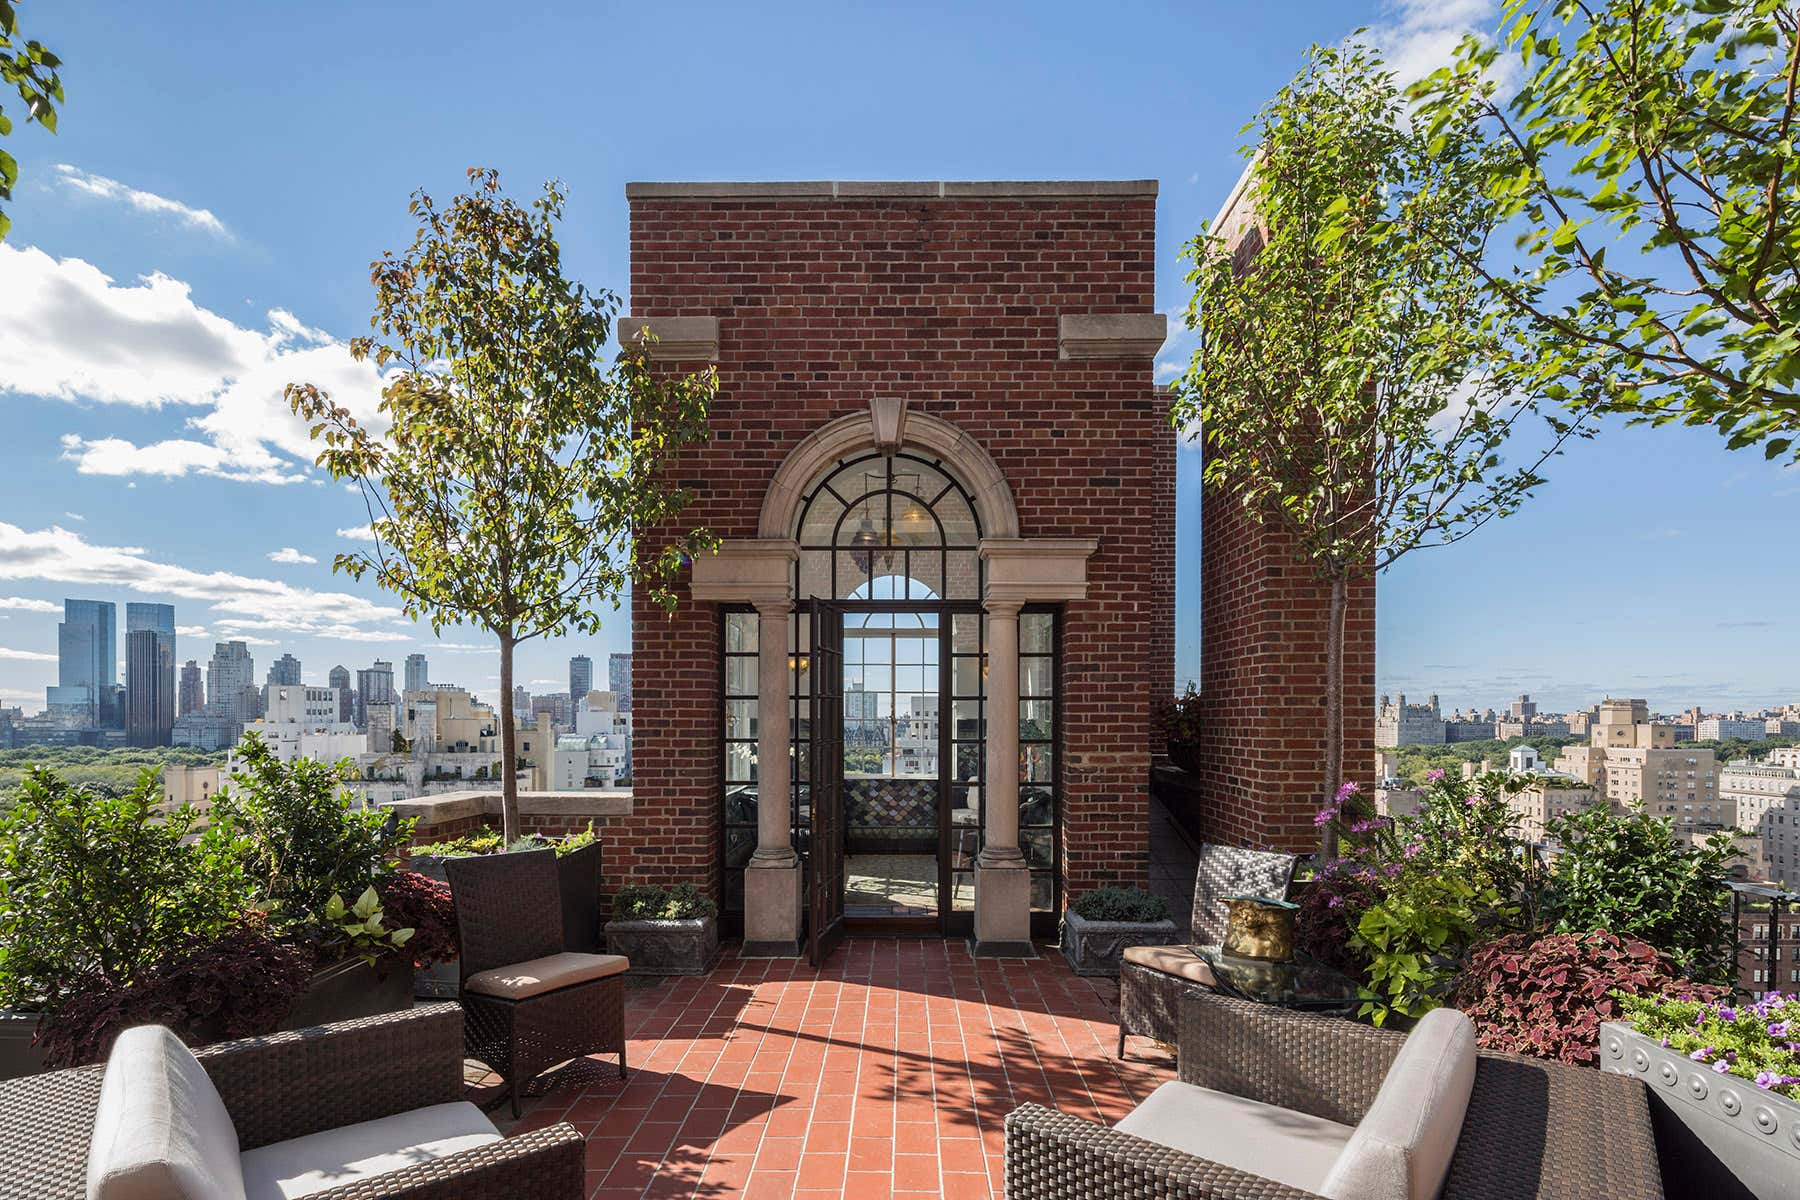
625, 184, 1173, 906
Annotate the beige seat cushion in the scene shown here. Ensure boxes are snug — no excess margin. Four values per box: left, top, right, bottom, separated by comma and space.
1320, 1007, 1477, 1200
1116, 1080, 1355, 1194
464, 951, 628, 999
237, 1101, 498, 1200
1121, 943, 1216, 987
87, 1024, 246, 1200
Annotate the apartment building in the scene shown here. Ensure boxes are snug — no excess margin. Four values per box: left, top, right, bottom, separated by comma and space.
1553, 697, 1723, 828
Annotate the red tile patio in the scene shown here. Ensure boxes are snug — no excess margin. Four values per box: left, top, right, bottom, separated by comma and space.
483, 939, 1176, 1200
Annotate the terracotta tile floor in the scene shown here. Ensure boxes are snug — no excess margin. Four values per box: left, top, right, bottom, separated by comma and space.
479, 939, 1175, 1200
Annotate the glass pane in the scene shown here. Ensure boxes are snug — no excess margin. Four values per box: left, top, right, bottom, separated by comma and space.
951, 700, 984, 740
891, 495, 941, 546
725, 699, 759, 740
724, 869, 745, 913
725, 783, 758, 826
1020, 612, 1052, 655
953, 657, 984, 698
799, 489, 846, 546
907, 552, 944, 600
952, 613, 982, 654
798, 551, 832, 600
836, 549, 871, 600
726, 611, 758, 654
946, 551, 980, 600
1023, 829, 1054, 869
836, 496, 887, 548
726, 656, 758, 697
937, 491, 979, 546
1030, 873, 1054, 912
1020, 656, 1054, 697
1019, 785, 1054, 827
725, 827, 756, 869
955, 743, 983, 783
951, 870, 975, 912
726, 741, 758, 783
1022, 743, 1053, 783
1020, 700, 1053, 741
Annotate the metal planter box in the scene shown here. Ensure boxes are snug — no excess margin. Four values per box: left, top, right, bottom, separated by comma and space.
603, 917, 719, 976
1060, 910, 1181, 977
1602, 1020, 1800, 1200
0, 1012, 47, 1081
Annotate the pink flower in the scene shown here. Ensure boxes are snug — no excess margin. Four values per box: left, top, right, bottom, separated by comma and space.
1713, 1061, 1733, 1074
1425, 768, 1447, 783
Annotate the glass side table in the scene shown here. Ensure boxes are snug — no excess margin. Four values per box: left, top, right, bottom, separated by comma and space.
1192, 944, 1362, 1015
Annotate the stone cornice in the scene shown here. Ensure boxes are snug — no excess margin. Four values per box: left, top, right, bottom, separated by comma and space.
689, 539, 799, 603
626, 180, 1158, 200
617, 315, 719, 361
981, 538, 1099, 604
1058, 313, 1168, 361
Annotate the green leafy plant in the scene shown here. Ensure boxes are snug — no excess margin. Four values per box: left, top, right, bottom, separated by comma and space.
1545, 804, 1738, 985
321, 887, 414, 967
1071, 887, 1171, 924
0, 1, 65, 241
554, 822, 598, 856
1351, 873, 1502, 1025
374, 869, 456, 969
1450, 930, 1719, 1066
410, 832, 505, 858
210, 732, 412, 933
1153, 686, 1204, 747
613, 882, 717, 921
1621, 993, 1800, 1099
288, 166, 716, 842
0, 767, 256, 1011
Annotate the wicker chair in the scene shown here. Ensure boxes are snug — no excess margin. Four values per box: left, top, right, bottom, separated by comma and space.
1118, 843, 1297, 1057
445, 848, 628, 1117
1011, 990, 1665, 1200
0, 1004, 585, 1200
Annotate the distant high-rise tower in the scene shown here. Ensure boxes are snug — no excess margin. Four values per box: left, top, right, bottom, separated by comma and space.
569, 655, 592, 700
404, 652, 429, 694
328, 664, 355, 724
267, 653, 302, 687
207, 641, 256, 721
512, 685, 532, 721
179, 659, 205, 716
608, 653, 632, 712
49, 598, 117, 727
125, 603, 175, 747
357, 659, 396, 717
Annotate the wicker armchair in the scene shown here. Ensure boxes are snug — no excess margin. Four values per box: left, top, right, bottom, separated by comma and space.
0, 1004, 585, 1200
445, 848, 627, 1117
1118, 843, 1297, 1057
1011, 990, 1665, 1200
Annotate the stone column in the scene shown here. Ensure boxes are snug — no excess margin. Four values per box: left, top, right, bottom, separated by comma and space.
974, 598, 1033, 957
743, 599, 802, 955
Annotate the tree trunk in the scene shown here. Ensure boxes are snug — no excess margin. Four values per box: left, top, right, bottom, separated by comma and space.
497, 632, 521, 843
1321, 572, 1348, 861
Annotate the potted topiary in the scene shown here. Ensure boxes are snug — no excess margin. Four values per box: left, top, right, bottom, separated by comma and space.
1061, 886, 1179, 977
604, 883, 720, 976
1154, 685, 1204, 775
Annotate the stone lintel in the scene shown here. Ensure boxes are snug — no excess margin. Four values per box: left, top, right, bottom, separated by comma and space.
617, 315, 719, 361
1057, 313, 1168, 361
981, 538, 1099, 605
626, 180, 1159, 201
689, 539, 798, 604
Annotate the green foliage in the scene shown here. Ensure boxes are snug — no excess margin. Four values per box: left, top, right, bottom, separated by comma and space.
1153, 685, 1204, 746
1621, 993, 1800, 1099
613, 882, 717, 921
1352, 874, 1500, 1024
208, 733, 411, 936
554, 822, 598, 856
0, 1, 65, 241
321, 886, 414, 967
0, 745, 231, 804
1071, 887, 1172, 924
1410, 0, 1800, 461
1544, 803, 1738, 984
0, 768, 256, 1010
1392, 735, 1584, 786
287, 167, 717, 842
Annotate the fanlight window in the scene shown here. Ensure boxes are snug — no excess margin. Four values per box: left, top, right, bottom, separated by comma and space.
794, 453, 982, 601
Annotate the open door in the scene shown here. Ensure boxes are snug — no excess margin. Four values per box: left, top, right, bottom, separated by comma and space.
807, 601, 847, 967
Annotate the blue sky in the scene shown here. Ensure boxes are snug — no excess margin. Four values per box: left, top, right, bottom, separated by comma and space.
0, 0, 1793, 718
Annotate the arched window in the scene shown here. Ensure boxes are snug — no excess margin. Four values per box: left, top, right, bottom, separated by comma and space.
793, 453, 982, 601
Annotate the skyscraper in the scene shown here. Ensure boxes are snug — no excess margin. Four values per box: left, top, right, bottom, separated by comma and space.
49, 598, 116, 727
404, 652, 429, 694
357, 659, 396, 717
125, 603, 176, 747
328, 664, 354, 723
179, 660, 205, 716
608, 652, 632, 712
569, 655, 592, 700
207, 641, 256, 721
267, 653, 302, 687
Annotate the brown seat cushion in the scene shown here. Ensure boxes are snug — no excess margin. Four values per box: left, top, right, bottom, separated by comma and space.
464, 952, 628, 1000
1121, 943, 1216, 986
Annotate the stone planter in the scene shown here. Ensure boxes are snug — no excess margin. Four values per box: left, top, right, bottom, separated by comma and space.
0, 1011, 48, 1081
1060, 910, 1181, 977
604, 916, 719, 976
281, 956, 415, 1031
1602, 1020, 1800, 1200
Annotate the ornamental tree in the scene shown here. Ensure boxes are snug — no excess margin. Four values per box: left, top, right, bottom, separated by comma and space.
1171, 42, 1590, 857
0, 0, 64, 240
289, 168, 715, 841
1411, 0, 1800, 461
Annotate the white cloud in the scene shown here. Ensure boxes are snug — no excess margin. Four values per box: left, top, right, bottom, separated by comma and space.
176, 625, 209, 638
0, 596, 58, 613
53, 164, 230, 237
435, 642, 490, 653
62, 512, 84, 522
0, 646, 57, 662
336, 525, 376, 542
0, 244, 386, 484
267, 547, 318, 564
1370, 0, 1503, 88
0, 522, 404, 644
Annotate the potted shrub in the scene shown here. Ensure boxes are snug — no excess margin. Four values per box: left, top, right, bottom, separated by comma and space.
604, 883, 719, 976
1060, 887, 1178, 977
1604, 993, 1800, 1200
1154, 685, 1204, 775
